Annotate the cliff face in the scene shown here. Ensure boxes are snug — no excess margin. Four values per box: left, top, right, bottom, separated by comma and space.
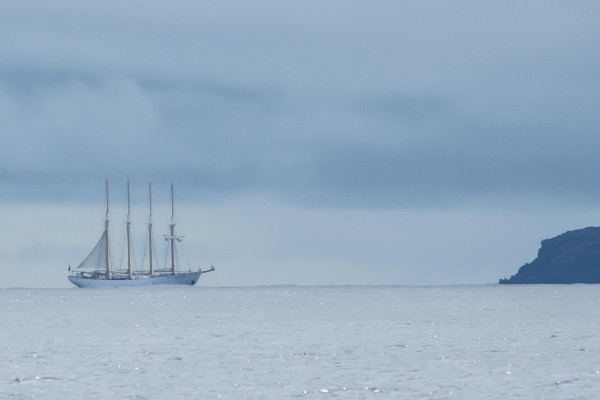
499, 227, 600, 284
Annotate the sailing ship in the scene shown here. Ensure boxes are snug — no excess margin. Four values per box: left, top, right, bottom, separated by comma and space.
68, 180, 214, 288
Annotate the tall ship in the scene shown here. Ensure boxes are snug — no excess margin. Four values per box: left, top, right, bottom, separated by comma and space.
68, 181, 214, 288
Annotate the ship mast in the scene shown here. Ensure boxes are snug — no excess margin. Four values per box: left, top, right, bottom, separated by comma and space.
169, 183, 176, 274
163, 183, 182, 274
105, 179, 110, 279
148, 182, 154, 276
126, 180, 132, 279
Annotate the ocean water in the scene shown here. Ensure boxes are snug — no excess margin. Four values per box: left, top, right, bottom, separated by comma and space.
2, 285, 600, 399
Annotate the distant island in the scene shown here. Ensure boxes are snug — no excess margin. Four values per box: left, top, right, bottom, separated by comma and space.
499, 226, 600, 284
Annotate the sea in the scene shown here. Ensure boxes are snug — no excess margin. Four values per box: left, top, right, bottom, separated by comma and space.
2, 284, 600, 399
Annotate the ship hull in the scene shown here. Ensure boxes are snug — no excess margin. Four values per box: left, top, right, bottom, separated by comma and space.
68, 270, 203, 288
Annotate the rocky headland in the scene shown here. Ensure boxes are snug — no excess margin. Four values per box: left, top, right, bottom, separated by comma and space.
499, 226, 600, 284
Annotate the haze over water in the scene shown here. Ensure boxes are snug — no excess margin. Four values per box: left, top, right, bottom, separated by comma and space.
2, 285, 599, 399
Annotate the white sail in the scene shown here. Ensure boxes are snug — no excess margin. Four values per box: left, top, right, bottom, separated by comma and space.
76, 230, 108, 271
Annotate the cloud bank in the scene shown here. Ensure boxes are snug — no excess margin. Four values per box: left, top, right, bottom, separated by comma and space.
1, 1, 598, 207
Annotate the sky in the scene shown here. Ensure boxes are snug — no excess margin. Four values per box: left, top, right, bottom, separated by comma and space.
1, 1, 600, 288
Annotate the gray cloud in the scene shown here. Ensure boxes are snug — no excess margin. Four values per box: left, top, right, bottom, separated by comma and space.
0, 3, 599, 206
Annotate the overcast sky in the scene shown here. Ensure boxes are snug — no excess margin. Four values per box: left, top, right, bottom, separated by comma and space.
1, 1, 599, 288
